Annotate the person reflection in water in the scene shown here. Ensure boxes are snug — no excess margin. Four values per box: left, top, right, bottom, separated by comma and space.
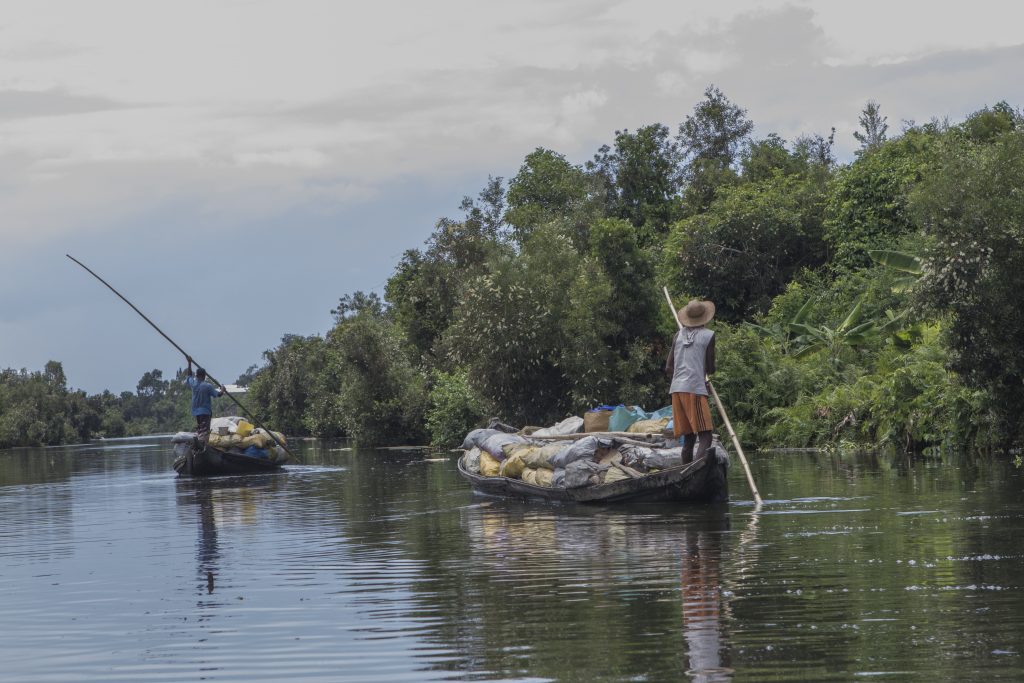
681, 526, 731, 682
196, 486, 219, 594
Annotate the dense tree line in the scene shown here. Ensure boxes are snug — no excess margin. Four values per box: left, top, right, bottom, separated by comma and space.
0, 362, 214, 449
4, 90, 1022, 453
239, 88, 1023, 452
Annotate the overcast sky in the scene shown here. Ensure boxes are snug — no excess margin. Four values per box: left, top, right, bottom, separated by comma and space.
2, 0, 1021, 394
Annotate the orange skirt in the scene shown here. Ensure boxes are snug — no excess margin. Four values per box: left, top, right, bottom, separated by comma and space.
671, 392, 713, 437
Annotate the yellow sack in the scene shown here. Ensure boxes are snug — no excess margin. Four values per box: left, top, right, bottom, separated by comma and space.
499, 453, 526, 479
521, 467, 539, 485
605, 466, 630, 484
504, 443, 540, 461
480, 451, 501, 477
235, 420, 254, 437
532, 443, 565, 470
534, 468, 553, 487
627, 417, 671, 434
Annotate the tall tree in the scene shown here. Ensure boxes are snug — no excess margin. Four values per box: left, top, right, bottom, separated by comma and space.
588, 124, 682, 233
912, 128, 1024, 445
505, 148, 589, 242
677, 85, 754, 213
853, 100, 889, 153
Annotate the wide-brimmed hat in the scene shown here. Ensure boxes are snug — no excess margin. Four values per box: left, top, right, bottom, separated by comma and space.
677, 299, 715, 327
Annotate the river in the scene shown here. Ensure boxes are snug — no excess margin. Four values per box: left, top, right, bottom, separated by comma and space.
1, 438, 1022, 682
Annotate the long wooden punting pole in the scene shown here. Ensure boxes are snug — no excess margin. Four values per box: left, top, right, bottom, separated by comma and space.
663, 286, 763, 506
67, 254, 295, 460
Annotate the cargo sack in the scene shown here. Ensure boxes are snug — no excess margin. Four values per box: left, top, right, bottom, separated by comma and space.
530, 416, 585, 437
499, 453, 527, 479
503, 442, 539, 460
461, 428, 497, 450
583, 409, 612, 433
604, 466, 630, 484
481, 432, 526, 460
534, 468, 553, 487
530, 442, 568, 469
549, 435, 613, 469
464, 447, 482, 474
480, 451, 501, 476
243, 446, 270, 458
564, 460, 610, 488
551, 468, 567, 488
627, 417, 670, 434
644, 447, 684, 469
521, 467, 554, 487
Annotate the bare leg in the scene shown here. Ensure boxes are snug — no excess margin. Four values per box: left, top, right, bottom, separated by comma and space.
681, 433, 697, 464
694, 430, 713, 461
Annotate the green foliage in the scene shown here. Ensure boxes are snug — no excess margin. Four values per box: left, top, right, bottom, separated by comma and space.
506, 148, 590, 241
764, 327, 986, 451
248, 334, 329, 437
588, 124, 682, 233
853, 100, 889, 153
740, 134, 807, 182
0, 361, 195, 448
823, 130, 934, 270
957, 101, 1021, 144
444, 225, 579, 425
662, 173, 827, 321
321, 310, 427, 446
912, 128, 1024, 445
677, 85, 753, 212
425, 369, 490, 449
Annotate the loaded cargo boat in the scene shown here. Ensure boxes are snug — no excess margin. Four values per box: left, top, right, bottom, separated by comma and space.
456, 414, 729, 504
172, 416, 289, 477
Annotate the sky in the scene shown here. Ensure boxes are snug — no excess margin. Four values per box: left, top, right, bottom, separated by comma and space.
1, 0, 1021, 394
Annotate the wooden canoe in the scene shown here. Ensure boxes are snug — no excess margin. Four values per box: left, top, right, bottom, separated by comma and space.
173, 443, 286, 477
456, 448, 729, 504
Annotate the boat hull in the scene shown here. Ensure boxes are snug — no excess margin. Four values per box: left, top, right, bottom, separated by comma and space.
457, 449, 728, 504
173, 444, 286, 477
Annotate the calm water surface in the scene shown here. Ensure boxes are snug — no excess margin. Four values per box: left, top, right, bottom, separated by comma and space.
1, 438, 1022, 682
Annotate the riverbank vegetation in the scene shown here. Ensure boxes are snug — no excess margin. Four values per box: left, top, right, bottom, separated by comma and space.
4, 89, 1022, 453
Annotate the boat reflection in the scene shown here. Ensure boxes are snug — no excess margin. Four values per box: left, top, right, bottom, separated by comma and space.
458, 501, 736, 681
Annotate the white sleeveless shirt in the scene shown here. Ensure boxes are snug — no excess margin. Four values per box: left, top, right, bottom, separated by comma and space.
669, 327, 714, 395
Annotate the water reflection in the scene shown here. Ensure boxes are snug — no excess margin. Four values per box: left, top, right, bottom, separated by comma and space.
2, 441, 1024, 682
682, 517, 733, 682
454, 500, 736, 681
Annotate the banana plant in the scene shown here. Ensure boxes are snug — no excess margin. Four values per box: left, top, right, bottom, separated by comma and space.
789, 296, 879, 361
745, 296, 814, 353
868, 249, 924, 292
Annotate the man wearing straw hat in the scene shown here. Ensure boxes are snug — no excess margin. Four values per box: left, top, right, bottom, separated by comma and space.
665, 299, 716, 464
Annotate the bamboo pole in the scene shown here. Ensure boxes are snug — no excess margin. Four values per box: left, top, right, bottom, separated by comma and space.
67, 254, 296, 461
663, 286, 763, 506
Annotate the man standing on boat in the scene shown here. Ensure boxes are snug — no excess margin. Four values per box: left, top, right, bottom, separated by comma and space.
665, 300, 716, 464
185, 357, 225, 449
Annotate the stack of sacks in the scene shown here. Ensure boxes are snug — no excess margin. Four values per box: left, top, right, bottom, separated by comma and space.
205, 417, 288, 462
464, 428, 647, 489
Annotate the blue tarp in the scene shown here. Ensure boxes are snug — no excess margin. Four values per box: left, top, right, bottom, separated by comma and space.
608, 405, 673, 432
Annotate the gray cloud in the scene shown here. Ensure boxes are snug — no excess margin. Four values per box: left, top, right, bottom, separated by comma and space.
0, 88, 133, 120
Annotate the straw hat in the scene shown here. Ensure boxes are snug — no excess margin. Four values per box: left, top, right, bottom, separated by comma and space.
677, 299, 715, 327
